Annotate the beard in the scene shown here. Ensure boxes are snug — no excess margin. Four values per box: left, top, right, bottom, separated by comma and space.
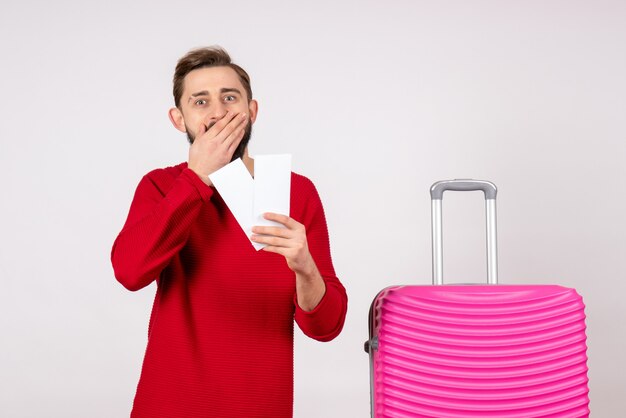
186, 119, 253, 162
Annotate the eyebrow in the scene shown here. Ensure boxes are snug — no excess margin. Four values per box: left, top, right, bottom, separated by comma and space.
190, 90, 209, 98
220, 88, 242, 95
188, 88, 243, 102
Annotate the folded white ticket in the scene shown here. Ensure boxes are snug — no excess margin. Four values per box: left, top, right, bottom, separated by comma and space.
209, 155, 291, 250
253, 154, 291, 227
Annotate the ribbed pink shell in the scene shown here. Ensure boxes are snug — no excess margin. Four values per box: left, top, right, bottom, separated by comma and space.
371, 285, 589, 417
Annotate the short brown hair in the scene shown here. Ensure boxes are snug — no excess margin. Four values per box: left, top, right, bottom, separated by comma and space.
172, 46, 252, 108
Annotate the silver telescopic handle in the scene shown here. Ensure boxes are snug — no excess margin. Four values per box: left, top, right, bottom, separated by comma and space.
430, 180, 498, 285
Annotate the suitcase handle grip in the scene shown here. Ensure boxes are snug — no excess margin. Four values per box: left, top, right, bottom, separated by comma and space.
430, 179, 497, 200
430, 179, 498, 285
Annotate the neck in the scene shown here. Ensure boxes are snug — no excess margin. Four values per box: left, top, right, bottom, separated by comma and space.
241, 148, 254, 176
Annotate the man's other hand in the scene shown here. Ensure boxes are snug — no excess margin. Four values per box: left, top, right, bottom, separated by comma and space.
251, 213, 326, 311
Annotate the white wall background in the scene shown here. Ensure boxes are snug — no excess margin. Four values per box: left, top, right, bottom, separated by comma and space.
1, 0, 625, 416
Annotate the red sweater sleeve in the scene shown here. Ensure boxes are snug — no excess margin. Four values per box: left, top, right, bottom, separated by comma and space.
111, 167, 213, 291
293, 178, 347, 342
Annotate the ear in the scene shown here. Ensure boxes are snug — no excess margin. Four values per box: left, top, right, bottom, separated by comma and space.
248, 99, 259, 124
168, 107, 187, 133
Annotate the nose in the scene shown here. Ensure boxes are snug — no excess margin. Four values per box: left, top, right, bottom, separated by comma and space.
207, 101, 227, 122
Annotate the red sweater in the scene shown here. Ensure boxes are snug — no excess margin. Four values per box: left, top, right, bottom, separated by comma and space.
111, 163, 347, 418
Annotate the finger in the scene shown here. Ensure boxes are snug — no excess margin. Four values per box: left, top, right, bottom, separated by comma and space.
205, 111, 238, 137
263, 213, 299, 229
250, 234, 291, 248
251, 225, 292, 238
215, 112, 247, 143
195, 121, 207, 137
223, 118, 248, 150
222, 113, 248, 145
219, 128, 245, 163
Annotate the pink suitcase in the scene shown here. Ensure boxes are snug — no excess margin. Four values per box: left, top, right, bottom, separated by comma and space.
365, 180, 589, 417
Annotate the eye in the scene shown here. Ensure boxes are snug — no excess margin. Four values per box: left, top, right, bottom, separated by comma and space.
194, 99, 207, 106
224, 95, 237, 103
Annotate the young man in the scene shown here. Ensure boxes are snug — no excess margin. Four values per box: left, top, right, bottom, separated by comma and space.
111, 47, 347, 418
